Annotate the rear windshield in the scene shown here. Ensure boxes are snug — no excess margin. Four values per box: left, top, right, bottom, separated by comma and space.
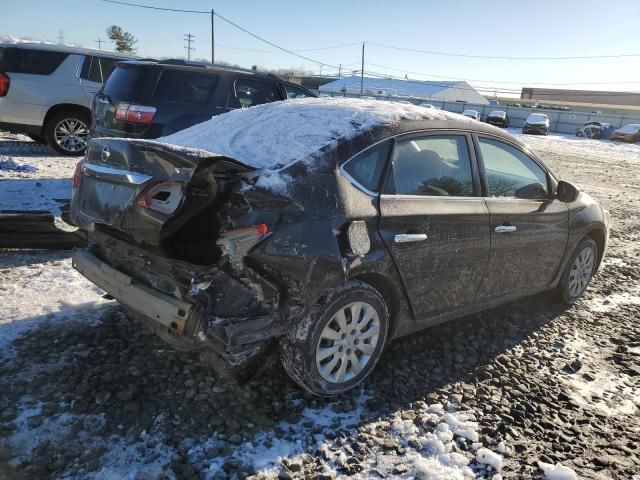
153, 70, 218, 104
0, 47, 68, 75
102, 66, 149, 95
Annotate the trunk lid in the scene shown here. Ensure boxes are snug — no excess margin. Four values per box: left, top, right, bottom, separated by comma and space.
71, 138, 253, 248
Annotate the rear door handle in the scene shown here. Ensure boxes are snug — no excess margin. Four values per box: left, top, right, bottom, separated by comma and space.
394, 233, 428, 243
495, 225, 517, 233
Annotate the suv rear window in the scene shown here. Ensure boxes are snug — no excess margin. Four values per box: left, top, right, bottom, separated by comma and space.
102, 66, 148, 95
154, 70, 218, 104
0, 47, 68, 75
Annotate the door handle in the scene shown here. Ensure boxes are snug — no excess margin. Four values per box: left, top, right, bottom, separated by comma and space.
495, 225, 517, 233
394, 233, 428, 243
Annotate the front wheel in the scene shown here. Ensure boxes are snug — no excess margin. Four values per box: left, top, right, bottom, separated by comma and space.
280, 281, 389, 396
557, 238, 598, 304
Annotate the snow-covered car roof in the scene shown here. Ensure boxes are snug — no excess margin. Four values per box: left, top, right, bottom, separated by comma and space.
614, 124, 640, 134
462, 109, 479, 115
488, 110, 507, 118
0, 36, 135, 58
526, 113, 549, 124
157, 98, 469, 170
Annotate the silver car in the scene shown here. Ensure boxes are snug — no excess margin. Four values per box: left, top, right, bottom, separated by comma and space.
0, 42, 133, 155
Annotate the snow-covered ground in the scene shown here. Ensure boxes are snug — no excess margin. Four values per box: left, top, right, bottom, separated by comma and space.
1, 129, 639, 479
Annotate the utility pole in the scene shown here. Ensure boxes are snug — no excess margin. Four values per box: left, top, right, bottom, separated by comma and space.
95, 38, 103, 50
360, 42, 365, 95
338, 64, 342, 79
58, 30, 65, 45
211, 10, 216, 63
319, 63, 324, 76
184, 33, 195, 61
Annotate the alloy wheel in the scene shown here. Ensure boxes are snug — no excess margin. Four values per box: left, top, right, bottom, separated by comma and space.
53, 118, 88, 153
315, 301, 380, 384
568, 246, 595, 297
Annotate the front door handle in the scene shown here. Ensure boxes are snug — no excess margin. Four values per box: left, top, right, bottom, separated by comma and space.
495, 225, 517, 233
394, 233, 428, 243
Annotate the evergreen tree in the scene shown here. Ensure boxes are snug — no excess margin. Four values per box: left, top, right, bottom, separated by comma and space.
106, 25, 137, 54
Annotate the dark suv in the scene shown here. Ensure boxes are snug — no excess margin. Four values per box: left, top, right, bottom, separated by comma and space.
91, 60, 316, 139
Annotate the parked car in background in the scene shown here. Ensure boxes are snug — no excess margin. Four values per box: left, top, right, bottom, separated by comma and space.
523, 113, 550, 135
486, 110, 509, 128
610, 124, 640, 143
419, 102, 435, 108
91, 60, 316, 140
575, 121, 614, 140
0, 41, 133, 155
462, 109, 480, 121
71, 98, 609, 396
489, 99, 500, 106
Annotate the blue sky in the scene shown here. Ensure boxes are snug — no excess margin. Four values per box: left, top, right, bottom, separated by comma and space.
2, 0, 640, 95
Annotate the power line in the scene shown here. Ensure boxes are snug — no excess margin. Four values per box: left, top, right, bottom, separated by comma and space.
367, 41, 640, 60
365, 62, 640, 87
101, 0, 208, 13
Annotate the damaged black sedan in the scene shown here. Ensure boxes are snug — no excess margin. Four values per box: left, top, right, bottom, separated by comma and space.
71, 98, 609, 396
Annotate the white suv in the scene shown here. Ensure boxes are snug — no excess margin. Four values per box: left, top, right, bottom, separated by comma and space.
0, 42, 133, 155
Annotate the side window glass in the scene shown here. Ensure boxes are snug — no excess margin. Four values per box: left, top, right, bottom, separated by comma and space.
79, 56, 93, 80
284, 83, 313, 99
342, 141, 390, 193
99, 58, 118, 82
80, 56, 102, 83
228, 78, 280, 109
478, 138, 548, 199
388, 135, 474, 197
154, 71, 218, 104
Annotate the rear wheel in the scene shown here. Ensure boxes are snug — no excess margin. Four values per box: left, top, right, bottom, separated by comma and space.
557, 238, 598, 304
280, 281, 389, 396
45, 110, 90, 156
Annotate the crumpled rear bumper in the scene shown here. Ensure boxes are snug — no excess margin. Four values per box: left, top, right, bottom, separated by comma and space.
72, 248, 283, 369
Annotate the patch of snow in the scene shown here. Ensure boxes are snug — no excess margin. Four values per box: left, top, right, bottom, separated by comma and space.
537, 461, 578, 480
586, 288, 640, 313
614, 124, 640, 135
475, 448, 503, 472
157, 97, 469, 170
0, 252, 107, 359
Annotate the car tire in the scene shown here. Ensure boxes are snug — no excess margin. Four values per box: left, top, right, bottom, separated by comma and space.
45, 110, 90, 156
556, 237, 598, 304
279, 281, 389, 396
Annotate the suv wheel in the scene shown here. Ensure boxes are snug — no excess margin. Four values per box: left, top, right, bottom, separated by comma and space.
45, 111, 89, 156
557, 237, 598, 304
280, 281, 389, 396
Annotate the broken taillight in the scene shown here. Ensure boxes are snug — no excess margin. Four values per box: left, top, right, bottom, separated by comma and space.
115, 103, 156, 124
217, 224, 269, 263
137, 182, 183, 215
0, 73, 9, 97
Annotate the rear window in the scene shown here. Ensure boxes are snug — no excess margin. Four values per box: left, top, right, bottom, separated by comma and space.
102, 66, 148, 95
0, 47, 68, 75
153, 70, 217, 104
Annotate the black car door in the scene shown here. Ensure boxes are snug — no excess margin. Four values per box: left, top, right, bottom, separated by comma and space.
473, 135, 568, 299
377, 132, 491, 321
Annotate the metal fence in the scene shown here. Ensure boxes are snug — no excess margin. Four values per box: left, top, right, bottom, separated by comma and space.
314, 91, 640, 135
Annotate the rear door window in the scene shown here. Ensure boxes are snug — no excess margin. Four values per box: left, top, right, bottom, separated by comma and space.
154, 70, 218, 104
0, 47, 68, 75
80, 56, 103, 83
386, 135, 475, 197
228, 78, 280, 109
98, 57, 118, 81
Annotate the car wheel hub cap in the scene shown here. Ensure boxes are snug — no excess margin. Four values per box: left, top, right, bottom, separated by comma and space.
315, 301, 380, 384
568, 246, 595, 297
54, 118, 88, 152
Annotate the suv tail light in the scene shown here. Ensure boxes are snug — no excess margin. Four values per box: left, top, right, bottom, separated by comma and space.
137, 182, 183, 215
72, 159, 85, 189
0, 73, 10, 97
115, 103, 156, 124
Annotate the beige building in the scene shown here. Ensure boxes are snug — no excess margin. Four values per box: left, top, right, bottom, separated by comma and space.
521, 87, 640, 108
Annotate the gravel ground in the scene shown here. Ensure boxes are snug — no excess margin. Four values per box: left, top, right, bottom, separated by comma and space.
0, 132, 639, 479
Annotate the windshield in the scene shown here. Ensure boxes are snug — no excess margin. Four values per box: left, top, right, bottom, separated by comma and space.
527, 113, 549, 124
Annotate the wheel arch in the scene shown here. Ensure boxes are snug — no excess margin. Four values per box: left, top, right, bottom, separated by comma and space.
44, 103, 91, 127
350, 271, 402, 337
584, 227, 607, 271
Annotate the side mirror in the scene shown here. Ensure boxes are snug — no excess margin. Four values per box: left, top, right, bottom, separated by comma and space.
556, 180, 579, 203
